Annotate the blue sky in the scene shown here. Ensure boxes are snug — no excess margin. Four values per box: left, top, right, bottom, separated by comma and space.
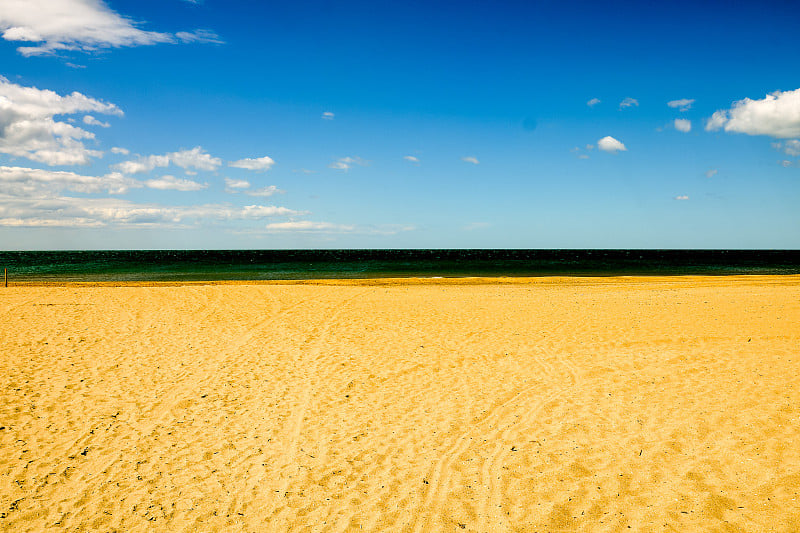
0, 0, 798, 249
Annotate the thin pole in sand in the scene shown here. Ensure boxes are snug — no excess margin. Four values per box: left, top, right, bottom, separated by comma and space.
4, 268, 6, 287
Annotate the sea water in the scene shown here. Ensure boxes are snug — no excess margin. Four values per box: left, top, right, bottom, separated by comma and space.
1, 249, 799, 282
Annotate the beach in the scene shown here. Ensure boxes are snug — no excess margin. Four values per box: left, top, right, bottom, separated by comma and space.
1, 276, 799, 532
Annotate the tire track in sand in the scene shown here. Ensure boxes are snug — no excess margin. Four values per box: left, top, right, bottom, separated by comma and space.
266, 288, 368, 522
137, 286, 311, 434
413, 314, 581, 532
412, 362, 563, 532
476, 355, 579, 530
476, 316, 582, 532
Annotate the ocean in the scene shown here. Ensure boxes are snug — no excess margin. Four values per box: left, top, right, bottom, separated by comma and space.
1, 250, 799, 282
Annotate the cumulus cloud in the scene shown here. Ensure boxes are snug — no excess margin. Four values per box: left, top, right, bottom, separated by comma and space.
674, 195, 689, 200
403, 155, 420, 163
83, 115, 110, 128
264, 220, 356, 233
674, 118, 692, 132
0, 0, 221, 56
292, 168, 316, 174
169, 146, 221, 171
587, 98, 601, 107
114, 154, 168, 174
772, 139, 800, 156
461, 156, 479, 165
322, 111, 335, 120
114, 147, 221, 174
0, 165, 140, 196
329, 156, 367, 171
0, 76, 122, 165
110, 146, 129, 155
667, 98, 695, 112
224, 177, 249, 191
144, 175, 207, 191
705, 88, 800, 138
705, 110, 728, 132
705, 169, 718, 178
229, 155, 275, 171
619, 97, 639, 109
597, 136, 626, 153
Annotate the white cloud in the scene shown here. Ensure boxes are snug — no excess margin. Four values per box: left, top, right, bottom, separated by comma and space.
780, 160, 797, 168
240, 205, 300, 218
83, 115, 110, 128
461, 156, 479, 165
329, 156, 367, 171
674, 195, 689, 200
597, 136, 626, 153
224, 177, 250, 192
705, 169, 718, 178
144, 175, 207, 191
0, 165, 140, 196
169, 147, 221, 171
772, 139, 800, 157
667, 98, 695, 112
229, 155, 275, 171
0, 76, 122, 165
705, 88, 800, 138
175, 30, 223, 44
292, 168, 316, 174
110, 146, 129, 155
674, 118, 692, 132
403, 155, 420, 163
619, 97, 639, 109
322, 111, 335, 120
245, 185, 282, 197
0, 0, 221, 56
114, 154, 170, 174
264, 220, 356, 232
705, 110, 727, 132
114, 147, 221, 174
0, 215, 105, 228
0, 194, 305, 228
578, 154, 590, 159
585, 144, 594, 150
587, 98, 601, 107
224, 179, 283, 197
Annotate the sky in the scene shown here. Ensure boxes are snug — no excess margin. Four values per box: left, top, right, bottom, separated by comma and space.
0, 0, 798, 250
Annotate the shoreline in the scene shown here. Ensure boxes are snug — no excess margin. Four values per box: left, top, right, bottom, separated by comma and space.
4, 273, 800, 287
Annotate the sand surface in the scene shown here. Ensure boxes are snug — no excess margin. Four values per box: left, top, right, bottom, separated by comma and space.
1, 276, 799, 532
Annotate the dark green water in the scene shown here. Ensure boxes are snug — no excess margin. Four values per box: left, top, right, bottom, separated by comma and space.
1, 250, 799, 282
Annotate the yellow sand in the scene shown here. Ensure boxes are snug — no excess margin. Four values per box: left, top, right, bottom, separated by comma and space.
1, 276, 799, 532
